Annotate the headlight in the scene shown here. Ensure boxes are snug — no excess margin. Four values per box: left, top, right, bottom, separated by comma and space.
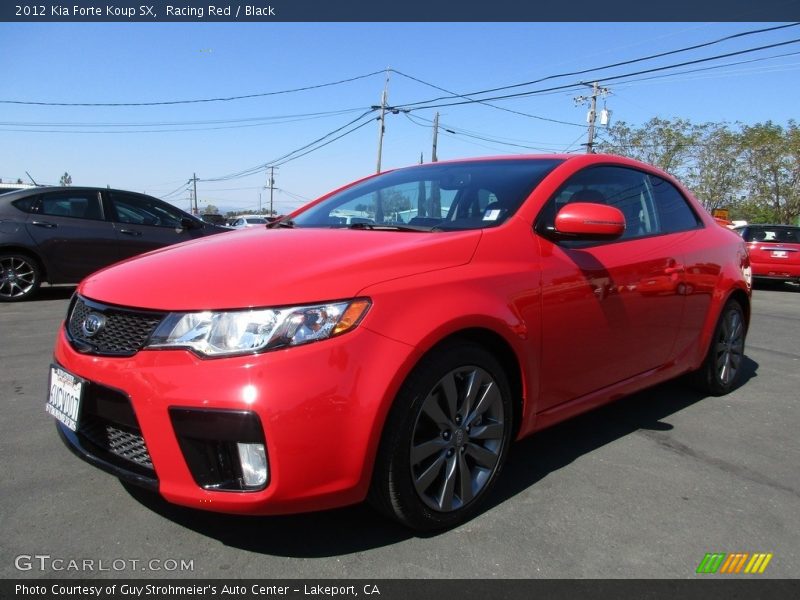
147, 298, 370, 357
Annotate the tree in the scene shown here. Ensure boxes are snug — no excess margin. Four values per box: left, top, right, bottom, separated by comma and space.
59, 172, 72, 186
686, 123, 745, 213
203, 204, 219, 215
598, 117, 800, 224
740, 122, 799, 224
598, 117, 699, 176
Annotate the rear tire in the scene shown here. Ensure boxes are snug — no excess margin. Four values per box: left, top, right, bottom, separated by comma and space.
691, 299, 747, 396
370, 341, 514, 531
0, 253, 41, 302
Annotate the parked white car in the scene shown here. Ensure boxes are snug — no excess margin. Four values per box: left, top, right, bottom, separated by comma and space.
230, 215, 269, 229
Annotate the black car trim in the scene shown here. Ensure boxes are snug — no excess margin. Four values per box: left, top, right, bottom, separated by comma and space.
55, 421, 159, 491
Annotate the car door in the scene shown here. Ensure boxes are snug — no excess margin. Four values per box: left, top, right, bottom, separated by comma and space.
106, 190, 200, 259
23, 190, 118, 282
534, 165, 692, 411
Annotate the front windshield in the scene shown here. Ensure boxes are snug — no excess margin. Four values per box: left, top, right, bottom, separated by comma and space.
292, 159, 563, 231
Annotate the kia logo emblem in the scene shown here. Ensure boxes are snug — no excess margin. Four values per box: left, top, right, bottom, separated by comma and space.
81, 313, 107, 337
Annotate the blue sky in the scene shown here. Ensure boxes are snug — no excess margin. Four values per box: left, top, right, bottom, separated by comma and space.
1, 22, 798, 215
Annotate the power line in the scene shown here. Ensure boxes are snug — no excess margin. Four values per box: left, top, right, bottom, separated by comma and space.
200, 110, 378, 182
272, 117, 376, 168
0, 70, 385, 107
395, 23, 800, 110
603, 49, 800, 88
0, 107, 367, 129
399, 38, 800, 112
160, 181, 191, 200
391, 69, 585, 128
405, 112, 573, 152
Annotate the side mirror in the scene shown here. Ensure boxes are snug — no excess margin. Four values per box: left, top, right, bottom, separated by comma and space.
554, 202, 625, 240
180, 217, 201, 231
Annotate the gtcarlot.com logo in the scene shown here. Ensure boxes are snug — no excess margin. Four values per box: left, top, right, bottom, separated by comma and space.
14, 554, 194, 573
696, 552, 773, 574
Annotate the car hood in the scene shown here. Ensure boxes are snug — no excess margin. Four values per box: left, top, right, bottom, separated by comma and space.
79, 227, 482, 310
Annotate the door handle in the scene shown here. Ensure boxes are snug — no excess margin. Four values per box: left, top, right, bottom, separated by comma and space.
31, 220, 57, 229
119, 229, 142, 237
664, 264, 685, 275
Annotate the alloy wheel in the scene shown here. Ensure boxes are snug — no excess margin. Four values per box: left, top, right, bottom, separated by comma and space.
0, 256, 38, 300
714, 306, 745, 386
410, 366, 506, 513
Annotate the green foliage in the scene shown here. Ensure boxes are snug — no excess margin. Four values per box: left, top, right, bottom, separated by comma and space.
598, 118, 800, 224
59, 172, 72, 186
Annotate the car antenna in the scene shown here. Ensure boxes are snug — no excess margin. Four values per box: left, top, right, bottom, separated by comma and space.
25, 171, 40, 186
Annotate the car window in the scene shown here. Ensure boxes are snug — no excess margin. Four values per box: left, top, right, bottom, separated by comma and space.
538, 165, 700, 242
11, 196, 38, 213
292, 160, 563, 231
647, 175, 702, 233
741, 226, 800, 243
325, 180, 458, 226
109, 192, 186, 228
39, 192, 104, 221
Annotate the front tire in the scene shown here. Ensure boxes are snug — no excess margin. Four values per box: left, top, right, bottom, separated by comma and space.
0, 253, 41, 302
370, 341, 514, 531
692, 299, 747, 396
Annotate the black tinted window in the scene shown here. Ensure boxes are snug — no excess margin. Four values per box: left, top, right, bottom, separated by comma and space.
11, 196, 37, 213
39, 192, 104, 220
648, 175, 701, 233
539, 166, 702, 241
292, 159, 563, 231
541, 166, 659, 240
110, 192, 188, 228
741, 226, 800, 243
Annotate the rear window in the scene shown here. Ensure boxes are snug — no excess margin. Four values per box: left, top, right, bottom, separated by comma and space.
741, 227, 800, 243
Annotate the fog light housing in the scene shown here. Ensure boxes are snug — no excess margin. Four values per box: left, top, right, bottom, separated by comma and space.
169, 408, 269, 491
237, 443, 268, 488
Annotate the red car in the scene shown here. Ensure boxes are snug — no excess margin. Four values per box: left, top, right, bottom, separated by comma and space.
734, 224, 800, 285
47, 155, 751, 530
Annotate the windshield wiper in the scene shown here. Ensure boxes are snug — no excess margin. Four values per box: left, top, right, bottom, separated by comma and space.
347, 222, 432, 232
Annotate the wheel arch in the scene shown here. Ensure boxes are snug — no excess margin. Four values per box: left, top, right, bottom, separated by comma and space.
367, 324, 527, 489
0, 245, 48, 282
428, 328, 525, 440
366, 326, 524, 528
691, 284, 751, 371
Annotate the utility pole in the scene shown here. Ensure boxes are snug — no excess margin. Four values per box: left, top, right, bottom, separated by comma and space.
432, 112, 440, 163
574, 82, 610, 154
267, 167, 277, 216
375, 68, 390, 174
189, 173, 199, 214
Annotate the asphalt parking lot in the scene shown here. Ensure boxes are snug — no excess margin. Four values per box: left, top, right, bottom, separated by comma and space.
1, 285, 798, 579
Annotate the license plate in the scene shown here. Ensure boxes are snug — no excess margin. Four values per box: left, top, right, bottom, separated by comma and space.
771, 250, 788, 258
46, 365, 84, 432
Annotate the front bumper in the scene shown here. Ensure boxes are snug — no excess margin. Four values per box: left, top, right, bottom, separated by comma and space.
53, 324, 414, 515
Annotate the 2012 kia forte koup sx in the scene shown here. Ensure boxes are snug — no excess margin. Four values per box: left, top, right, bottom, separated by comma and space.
47, 155, 751, 530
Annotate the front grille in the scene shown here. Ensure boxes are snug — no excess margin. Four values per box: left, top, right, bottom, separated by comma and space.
80, 419, 153, 470
67, 296, 165, 356
75, 381, 155, 477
